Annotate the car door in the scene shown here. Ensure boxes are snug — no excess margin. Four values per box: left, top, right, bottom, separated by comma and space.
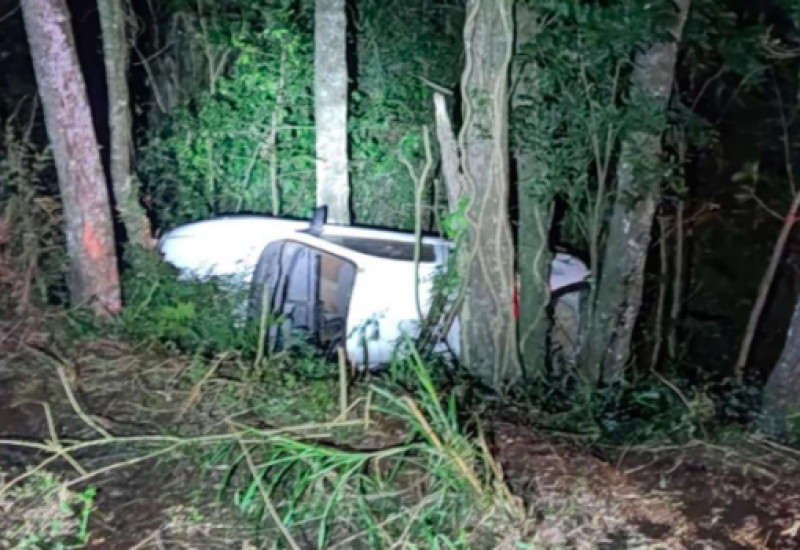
249, 240, 319, 354
249, 240, 356, 357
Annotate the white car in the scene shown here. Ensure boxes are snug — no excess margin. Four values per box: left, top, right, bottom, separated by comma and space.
158, 208, 589, 367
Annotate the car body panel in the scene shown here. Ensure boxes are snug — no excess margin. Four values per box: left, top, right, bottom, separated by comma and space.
158, 214, 589, 367
158, 216, 309, 284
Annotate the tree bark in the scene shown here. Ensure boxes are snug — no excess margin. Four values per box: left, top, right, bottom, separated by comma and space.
21, 0, 121, 313
762, 295, 800, 436
433, 93, 461, 212
458, 0, 520, 388
512, 3, 552, 377
314, 0, 350, 224
580, 0, 690, 383
98, 0, 152, 248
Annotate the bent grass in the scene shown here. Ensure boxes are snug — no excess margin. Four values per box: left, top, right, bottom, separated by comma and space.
0, 341, 520, 549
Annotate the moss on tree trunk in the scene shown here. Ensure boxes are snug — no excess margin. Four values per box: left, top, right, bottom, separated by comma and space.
512, 3, 552, 378
762, 296, 800, 436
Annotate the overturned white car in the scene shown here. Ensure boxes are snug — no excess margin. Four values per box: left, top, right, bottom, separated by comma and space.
158, 208, 589, 367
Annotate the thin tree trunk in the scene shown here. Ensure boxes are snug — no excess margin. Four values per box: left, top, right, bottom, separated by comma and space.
314, 0, 350, 224
651, 214, 671, 370
458, 0, 520, 388
268, 48, 287, 217
580, 0, 690, 383
762, 295, 800, 436
581, 153, 659, 382
98, 0, 152, 247
21, 0, 121, 313
433, 93, 461, 212
736, 192, 800, 381
512, 2, 552, 377
668, 200, 685, 359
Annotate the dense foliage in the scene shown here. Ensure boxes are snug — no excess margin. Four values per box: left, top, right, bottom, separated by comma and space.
513, 0, 679, 246
138, 0, 463, 230
139, 0, 317, 226
349, 0, 462, 228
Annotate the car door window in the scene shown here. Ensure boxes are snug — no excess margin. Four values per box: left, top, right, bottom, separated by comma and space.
250, 240, 356, 357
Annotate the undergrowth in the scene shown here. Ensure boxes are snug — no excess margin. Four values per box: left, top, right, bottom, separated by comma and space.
58, 247, 261, 357
0, 472, 95, 550
23, 250, 524, 546
51, 244, 767, 450
498, 371, 764, 446
0, 101, 67, 311
0, 241, 791, 548
199, 353, 521, 549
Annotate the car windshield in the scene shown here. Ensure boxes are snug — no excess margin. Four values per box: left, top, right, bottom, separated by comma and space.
319, 235, 437, 262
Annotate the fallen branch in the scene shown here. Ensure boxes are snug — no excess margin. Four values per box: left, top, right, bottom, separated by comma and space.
0, 418, 365, 497
175, 352, 230, 421
25, 344, 112, 439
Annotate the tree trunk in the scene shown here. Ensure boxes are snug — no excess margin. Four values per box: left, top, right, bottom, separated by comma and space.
458, 0, 520, 388
98, 0, 152, 248
314, 0, 350, 224
21, 0, 121, 313
512, 3, 552, 377
762, 295, 800, 436
580, 0, 690, 384
433, 93, 461, 212
580, 153, 658, 383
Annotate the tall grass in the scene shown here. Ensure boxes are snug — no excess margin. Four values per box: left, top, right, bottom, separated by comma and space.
210, 351, 521, 549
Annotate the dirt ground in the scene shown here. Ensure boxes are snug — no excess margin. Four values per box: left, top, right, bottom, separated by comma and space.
492, 422, 800, 549
2, 312, 800, 549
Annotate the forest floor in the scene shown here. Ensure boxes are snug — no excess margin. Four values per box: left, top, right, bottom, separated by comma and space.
2, 308, 800, 549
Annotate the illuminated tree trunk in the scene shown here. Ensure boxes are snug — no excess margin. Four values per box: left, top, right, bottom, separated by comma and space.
98, 0, 152, 247
579, 0, 690, 383
762, 296, 800, 435
21, 0, 121, 313
459, 0, 520, 388
314, 0, 350, 224
512, 3, 552, 376
759, 0, 800, 435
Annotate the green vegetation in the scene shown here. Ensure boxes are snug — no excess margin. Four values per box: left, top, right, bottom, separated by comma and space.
138, 0, 463, 230
0, 472, 95, 549
205, 355, 518, 549
349, 0, 462, 229
139, 0, 317, 225
0, 103, 66, 308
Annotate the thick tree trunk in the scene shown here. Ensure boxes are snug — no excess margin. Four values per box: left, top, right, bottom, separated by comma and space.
580, 151, 658, 383
98, 0, 152, 248
21, 0, 121, 313
459, 0, 520, 388
580, 0, 690, 383
762, 296, 800, 436
512, 3, 552, 377
314, 0, 350, 224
